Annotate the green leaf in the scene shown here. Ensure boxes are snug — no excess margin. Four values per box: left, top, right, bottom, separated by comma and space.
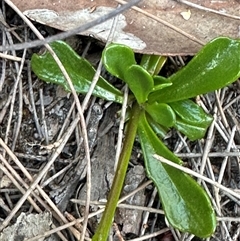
140, 54, 167, 75
169, 99, 213, 127
124, 65, 154, 103
138, 112, 216, 237
153, 76, 172, 91
31, 41, 123, 103
144, 102, 176, 127
102, 43, 136, 80
146, 113, 168, 139
169, 99, 213, 140
174, 118, 209, 140
149, 37, 240, 103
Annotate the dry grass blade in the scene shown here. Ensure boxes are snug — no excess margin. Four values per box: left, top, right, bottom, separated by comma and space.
153, 154, 240, 200
0, 52, 21, 61
176, 0, 240, 20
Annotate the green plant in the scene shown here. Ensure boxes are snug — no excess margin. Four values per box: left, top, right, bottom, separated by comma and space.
31, 37, 240, 240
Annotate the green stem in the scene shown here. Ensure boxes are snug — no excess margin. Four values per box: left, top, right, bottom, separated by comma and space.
92, 102, 142, 241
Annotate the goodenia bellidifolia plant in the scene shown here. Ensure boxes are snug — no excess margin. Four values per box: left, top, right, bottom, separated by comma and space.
31, 37, 240, 239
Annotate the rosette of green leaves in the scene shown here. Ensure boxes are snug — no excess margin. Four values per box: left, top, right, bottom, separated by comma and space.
31, 37, 240, 238
100, 37, 239, 238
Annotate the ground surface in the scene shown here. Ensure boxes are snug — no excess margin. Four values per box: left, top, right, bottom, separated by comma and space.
1, 3, 240, 241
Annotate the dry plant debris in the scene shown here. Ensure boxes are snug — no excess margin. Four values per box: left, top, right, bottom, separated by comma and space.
10, 0, 240, 55
0, 0, 240, 241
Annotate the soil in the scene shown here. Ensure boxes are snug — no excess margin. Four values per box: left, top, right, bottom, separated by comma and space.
1, 3, 240, 241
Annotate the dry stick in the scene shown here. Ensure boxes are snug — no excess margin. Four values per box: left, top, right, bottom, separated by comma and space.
223, 95, 240, 111
200, 110, 234, 236
184, 234, 194, 241
0, 159, 68, 241
215, 129, 239, 236
115, 85, 129, 170
153, 154, 240, 200
41, 159, 78, 188
186, 101, 221, 226
200, 168, 228, 235
217, 89, 240, 166
71, 200, 165, 215
0, 170, 67, 241
3, 1, 90, 239
232, 224, 240, 241
0, 6, 23, 43
0, 161, 42, 213
214, 120, 230, 143
114, 0, 205, 46
81, 61, 103, 112
0, 0, 143, 52
74, 106, 82, 157
39, 88, 49, 145
173, 130, 187, 154
176, 152, 240, 158
199, 114, 216, 177
216, 126, 236, 210
215, 90, 230, 131
199, 141, 221, 214
81, 4, 120, 111
226, 108, 240, 138
176, 0, 240, 20
80, 62, 104, 241
0, 34, 7, 91
0, 136, 81, 238
0, 8, 20, 67
198, 97, 224, 184
0, 52, 22, 61
0, 198, 11, 214
57, 101, 76, 141
113, 223, 125, 241
129, 228, 170, 241
25, 209, 104, 241
25, 180, 153, 241
140, 188, 158, 236
0, 88, 13, 124
80, 10, 123, 240
27, 61, 43, 139
188, 164, 228, 241
11, 48, 25, 151
5, 2, 138, 239
1, 12, 22, 153
3, 2, 135, 238
3, 58, 22, 153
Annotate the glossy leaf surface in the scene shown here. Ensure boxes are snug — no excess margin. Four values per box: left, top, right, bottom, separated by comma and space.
146, 113, 168, 139
144, 102, 176, 127
138, 112, 216, 237
174, 118, 209, 140
153, 76, 172, 91
31, 41, 123, 103
170, 99, 213, 126
140, 54, 167, 75
170, 99, 213, 140
102, 43, 136, 80
124, 65, 154, 103
148, 37, 240, 103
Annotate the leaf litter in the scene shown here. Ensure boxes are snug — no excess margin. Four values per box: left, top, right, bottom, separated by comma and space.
0, 1, 240, 241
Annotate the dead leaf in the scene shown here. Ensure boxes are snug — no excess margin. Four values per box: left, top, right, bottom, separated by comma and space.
12, 0, 240, 55
0, 175, 12, 188
180, 9, 191, 20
